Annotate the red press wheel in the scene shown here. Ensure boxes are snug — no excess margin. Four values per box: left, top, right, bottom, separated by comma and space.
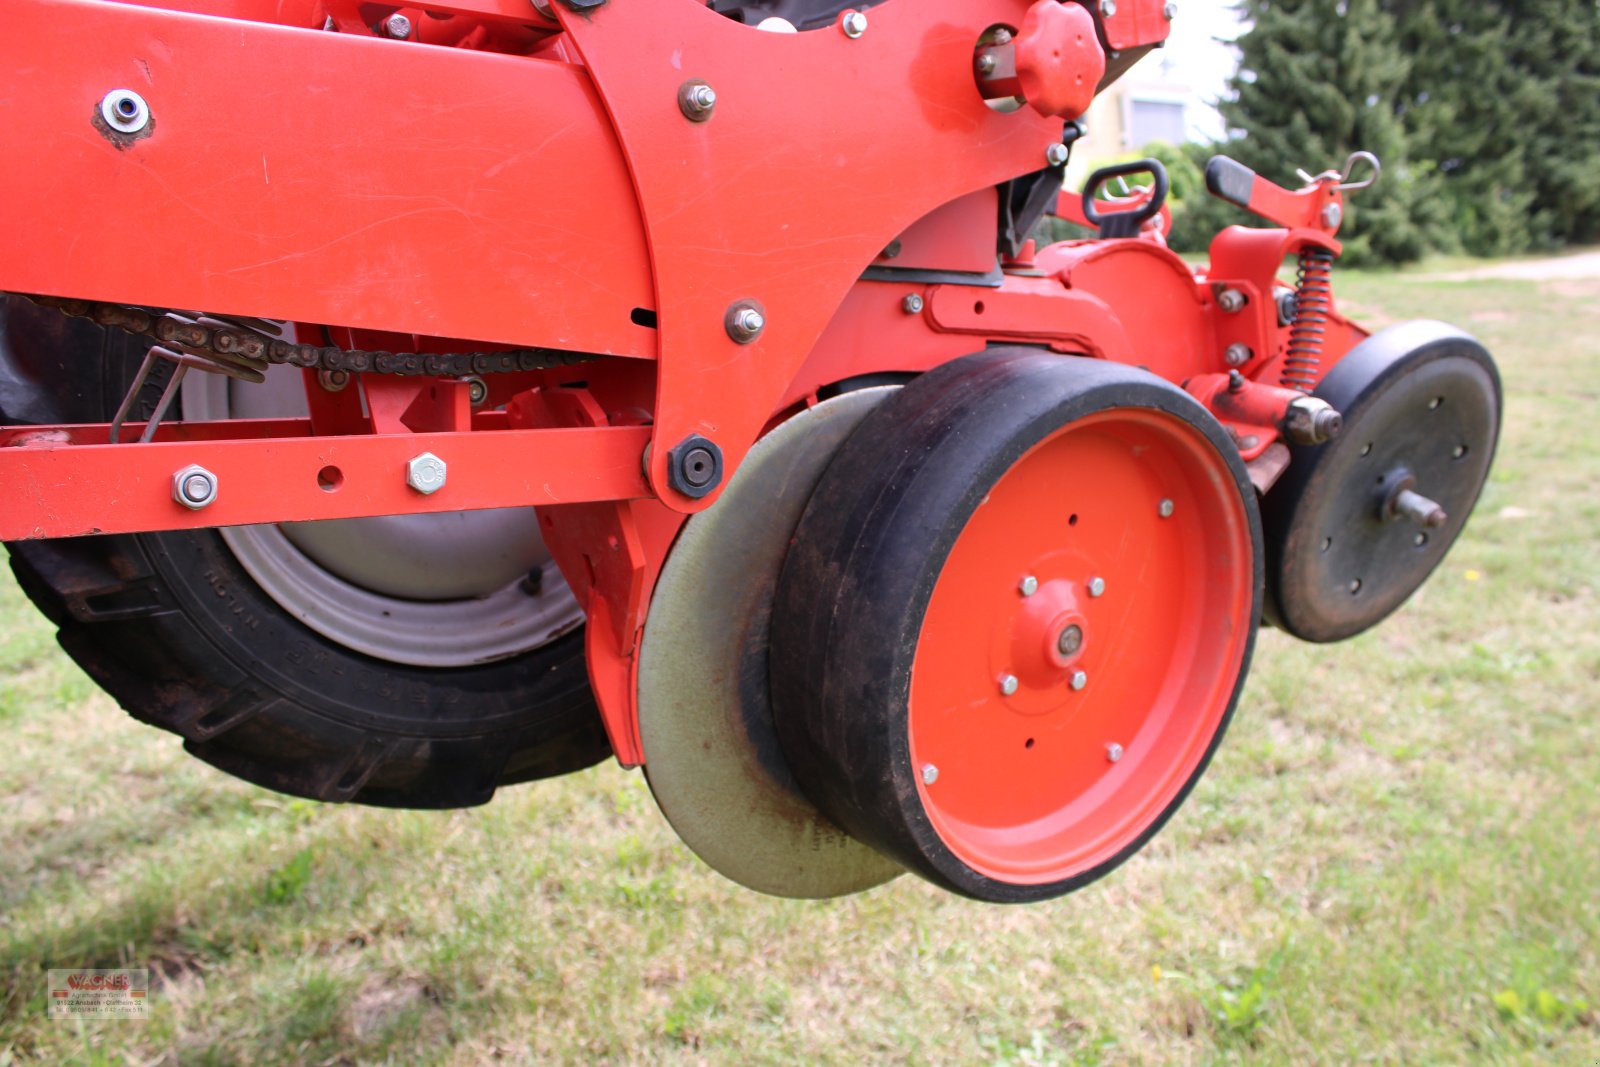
771, 348, 1262, 902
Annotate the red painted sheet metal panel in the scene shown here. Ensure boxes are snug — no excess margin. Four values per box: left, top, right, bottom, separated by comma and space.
0, 0, 655, 355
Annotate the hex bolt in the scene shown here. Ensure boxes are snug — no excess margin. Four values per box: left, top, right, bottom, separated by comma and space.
1217, 288, 1247, 313
1099, 0, 1117, 16
1070, 670, 1089, 691
1046, 142, 1071, 168
1106, 742, 1124, 762
172, 464, 218, 510
1087, 575, 1106, 597
1019, 575, 1039, 597
976, 53, 998, 75
902, 293, 925, 315
1321, 202, 1343, 229
1285, 395, 1344, 445
921, 763, 940, 785
725, 301, 766, 344
841, 10, 868, 37
1158, 498, 1175, 518
678, 80, 717, 122
99, 89, 151, 135
406, 452, 447, 495
1057, 624, 1083, 657
999, 673, 1020, 696
381, 13, 411, 37
1224, 342, 1253, 367
1162, 0, 1178, 17
463, 376, 489, 406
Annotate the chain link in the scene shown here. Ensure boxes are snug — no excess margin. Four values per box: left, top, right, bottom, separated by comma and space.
25, 294, 601, 377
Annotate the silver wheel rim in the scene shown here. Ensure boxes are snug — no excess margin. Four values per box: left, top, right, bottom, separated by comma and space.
181, 357, 584, 668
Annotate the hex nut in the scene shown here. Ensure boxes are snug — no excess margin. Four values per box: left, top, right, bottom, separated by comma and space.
1019, 575, 1039, 596
841, 10, 868, 37
902, 293, 925, 315
1046, 142, 1071, 167
666, 433, 723, 499
724, 301, 766, 344
406, 452, 447, 495
999, 673, 1020, 696
678, 80, 717, 122
172, 464, 218, 510
1087, 576, 1106, 597
99, 89, 151, 135
1070, 670, 1089, 691
1217, 288, 1247, 314
1224, 342, 1253, 367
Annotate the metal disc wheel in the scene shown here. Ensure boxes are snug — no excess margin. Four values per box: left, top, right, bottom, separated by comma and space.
1262, 320, 1501, 643
0, 297, 607, 807
771, 349, 1262, 902
638, 387, 903, 898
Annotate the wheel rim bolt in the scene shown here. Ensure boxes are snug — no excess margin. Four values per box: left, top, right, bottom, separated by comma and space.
1106, 742, 1123, 762
1088, 576, 1106, 597
921, 763, 939, 785
998, 673, 1019, 696
841, 10, 867, 37
1019, 574, 1038, 596
1070, 670, 1088, 691
1158, 498, 1175, 518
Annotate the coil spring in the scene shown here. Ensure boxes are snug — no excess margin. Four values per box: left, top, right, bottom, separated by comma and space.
1282, 247, 1334, 392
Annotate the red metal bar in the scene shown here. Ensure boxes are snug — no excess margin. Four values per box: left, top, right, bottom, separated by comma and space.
556, 0, 1066, 512
0, 0, 655, 355
0, 420, 651, 539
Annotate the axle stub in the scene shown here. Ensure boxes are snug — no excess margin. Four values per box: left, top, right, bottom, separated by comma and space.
1262, 320, 1501, 642
771, 349, 1261, 903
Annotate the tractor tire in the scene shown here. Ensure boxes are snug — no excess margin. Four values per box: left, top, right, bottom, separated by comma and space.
0, 296, 609, 808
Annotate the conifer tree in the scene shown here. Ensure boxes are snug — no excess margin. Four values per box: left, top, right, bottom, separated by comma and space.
1209, 0, 1446, 264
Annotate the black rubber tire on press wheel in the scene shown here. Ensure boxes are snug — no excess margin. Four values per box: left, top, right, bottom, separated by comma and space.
0, 296, 609, 808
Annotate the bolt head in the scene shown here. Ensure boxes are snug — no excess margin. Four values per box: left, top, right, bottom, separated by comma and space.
463, 376, 489, 406
1057, 624, 1083, 657
406, 452, 447, 494
1106, 742, 1124, 762
1217, 288, 1246, 313
1158, 498, 1175, 518
841, 10, 867, 37
902, 293, 925, 315
1321, 202, 1343, 229
382, 13, 411, 37
976, 53, 998, 75
1046, 142, 1071, 168
172, 464, 218, 510
1224, 342, 1252, 367
1087, 576, 1106, 598
1099, 0, 1117, 16
999, 673, 1020, 696
317, 368, 350, 392
921, 763, 939, 785
1019, 575, 1038, 597
1070, 670, 1088, 691
1163, 0, 1178, 17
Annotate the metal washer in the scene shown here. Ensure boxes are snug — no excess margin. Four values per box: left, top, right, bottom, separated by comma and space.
638, 387, 903, 898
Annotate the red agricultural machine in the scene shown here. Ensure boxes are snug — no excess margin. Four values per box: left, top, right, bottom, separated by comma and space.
0, 0, 1500, 902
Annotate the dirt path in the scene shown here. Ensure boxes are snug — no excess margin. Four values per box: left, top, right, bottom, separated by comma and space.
1423, 248, 1600, 281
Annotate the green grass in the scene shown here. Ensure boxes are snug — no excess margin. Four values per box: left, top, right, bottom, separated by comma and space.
3, 264, 1599, 1065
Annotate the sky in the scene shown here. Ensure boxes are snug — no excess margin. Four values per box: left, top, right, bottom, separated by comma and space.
1148, 0, 1246, 140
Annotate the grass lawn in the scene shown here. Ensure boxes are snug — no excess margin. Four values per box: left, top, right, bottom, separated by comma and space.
2, 264, 1597, 1065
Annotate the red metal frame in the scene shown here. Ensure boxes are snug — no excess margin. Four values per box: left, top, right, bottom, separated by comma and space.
0, 0, 1370, 767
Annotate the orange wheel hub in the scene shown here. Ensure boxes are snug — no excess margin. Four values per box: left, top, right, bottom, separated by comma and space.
910, 408, 1256, 885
